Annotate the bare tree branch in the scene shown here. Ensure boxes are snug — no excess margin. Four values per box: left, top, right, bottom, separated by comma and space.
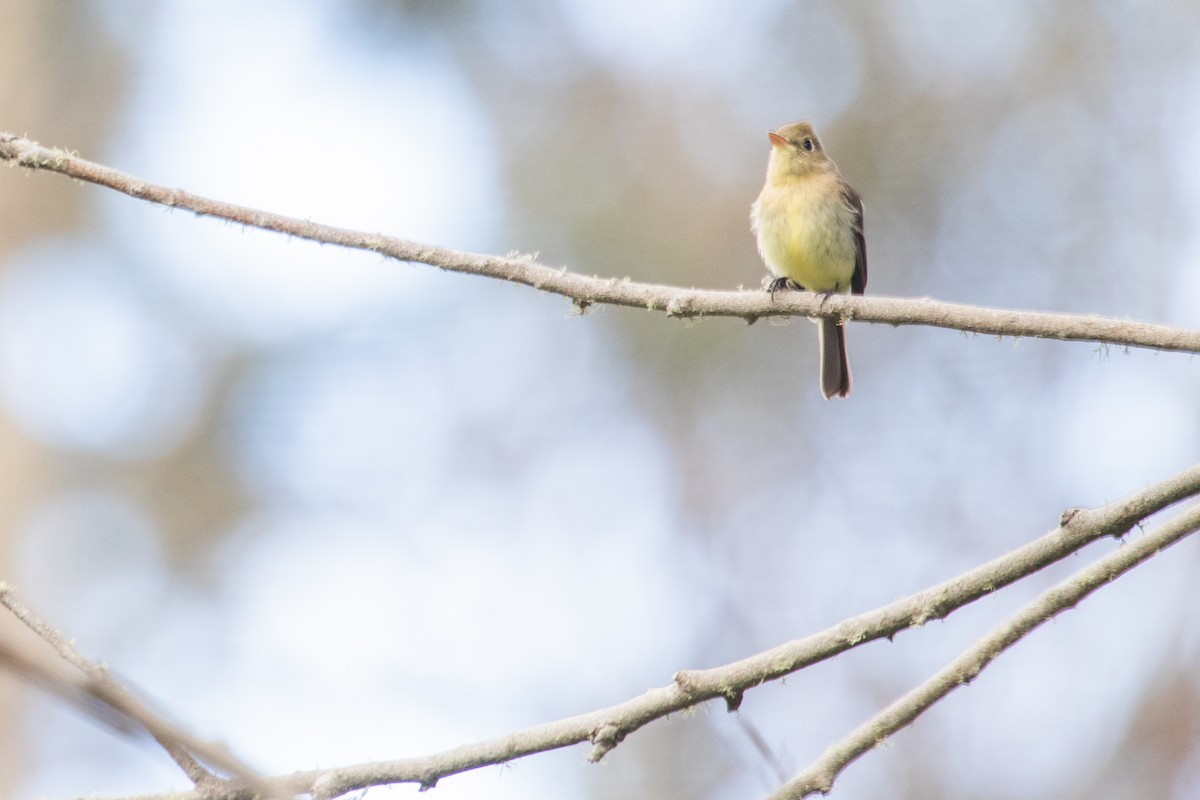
670, 461, 1200, 706
0, 586, 277, 798
766, 499, 1200, 799
84, 462, 1200, 800
1, 132, 1197, 354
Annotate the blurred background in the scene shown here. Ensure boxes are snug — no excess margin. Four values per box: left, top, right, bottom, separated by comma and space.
1, 1, 1199, 798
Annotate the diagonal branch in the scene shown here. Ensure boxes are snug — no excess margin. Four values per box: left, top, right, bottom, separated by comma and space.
0, 586, 276, 798
766, 499, 1200, 799
669, 461, 1200, 706
92, 462, 1200, 800
2, 132, 1198, 354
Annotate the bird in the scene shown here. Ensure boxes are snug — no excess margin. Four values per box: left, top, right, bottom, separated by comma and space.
751, 121, 867, 399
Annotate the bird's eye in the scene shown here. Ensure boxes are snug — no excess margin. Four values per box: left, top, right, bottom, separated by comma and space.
802, 138, 814, 151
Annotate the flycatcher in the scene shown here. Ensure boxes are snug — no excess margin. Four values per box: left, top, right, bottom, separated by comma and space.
751, 121, 867, 399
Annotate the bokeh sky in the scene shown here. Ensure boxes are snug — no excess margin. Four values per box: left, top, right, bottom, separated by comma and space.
2, 2, 1200, 799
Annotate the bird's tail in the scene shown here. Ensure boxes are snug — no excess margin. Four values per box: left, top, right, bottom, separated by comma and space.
818, 317, 851, 399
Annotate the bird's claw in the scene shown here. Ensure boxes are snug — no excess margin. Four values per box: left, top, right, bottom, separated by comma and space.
765, 276, 800, 302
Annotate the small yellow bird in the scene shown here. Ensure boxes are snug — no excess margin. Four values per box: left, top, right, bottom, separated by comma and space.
751, 121, 867, 399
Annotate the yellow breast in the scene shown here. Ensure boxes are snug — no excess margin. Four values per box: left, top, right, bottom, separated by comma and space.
752, 172, 857, 293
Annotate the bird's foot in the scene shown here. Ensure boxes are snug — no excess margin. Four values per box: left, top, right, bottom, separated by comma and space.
764, 276, 802, 302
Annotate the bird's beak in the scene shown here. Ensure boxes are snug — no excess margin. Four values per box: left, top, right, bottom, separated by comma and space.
767, 131, 788, 148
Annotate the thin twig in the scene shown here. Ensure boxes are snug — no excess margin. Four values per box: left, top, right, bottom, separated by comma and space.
737, 715, 792, 787
0, 586, 276, 798
93, 462, 1200, 800
1, 132, 1197, 354
765, 500, 1200, 799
